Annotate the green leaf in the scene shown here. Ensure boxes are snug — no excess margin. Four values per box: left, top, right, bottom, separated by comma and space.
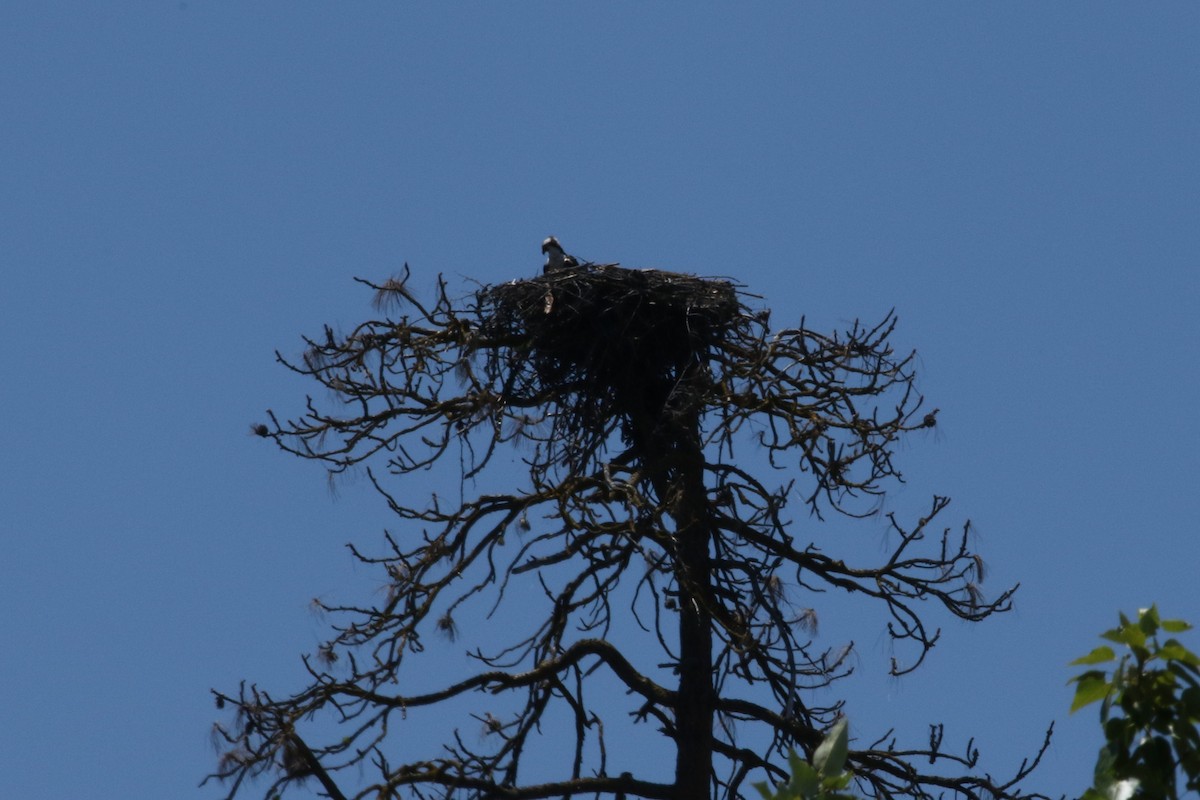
1072, 672, 1112, 713
1111, 656, 1129, 692
1170, 659, 1200, 687
1071, 646, 1117, 666
1163, 618, 1194, 634
1087, 746, 1142, 800
813, 718, 850, 777
822, 772, 854, 791
786, 751, 820, 797
1139, 605, 1161, 637
1099, 688, 1115, 724
1164, 640, 1200, 669
1133, 737, 1176, 795
1157, 642, 1193, 663
1103, 624, 1147, 649
1182, 686, 1200, 718
1092, 745, 1116, 788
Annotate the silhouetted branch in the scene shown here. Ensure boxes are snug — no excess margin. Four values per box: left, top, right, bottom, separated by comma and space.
216, 264, 1049, 800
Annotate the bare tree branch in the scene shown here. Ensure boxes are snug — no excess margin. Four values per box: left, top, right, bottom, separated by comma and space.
210, 262, 1051, 800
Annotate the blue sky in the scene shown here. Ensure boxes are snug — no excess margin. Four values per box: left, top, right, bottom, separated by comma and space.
2, 3, 1198, 798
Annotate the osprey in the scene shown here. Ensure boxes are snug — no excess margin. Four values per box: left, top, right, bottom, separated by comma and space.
541, 236, 578, 273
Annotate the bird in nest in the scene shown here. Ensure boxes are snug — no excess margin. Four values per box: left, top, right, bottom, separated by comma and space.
542, 236, 579, 273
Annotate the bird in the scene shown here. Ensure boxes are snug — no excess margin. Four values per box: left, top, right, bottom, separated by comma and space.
541, 236, 578, 273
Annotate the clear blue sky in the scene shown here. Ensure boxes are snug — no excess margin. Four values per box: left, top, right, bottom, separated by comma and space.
2, 4, 1198, 798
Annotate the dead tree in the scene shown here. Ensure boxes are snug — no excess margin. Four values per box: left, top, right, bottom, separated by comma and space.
209, 258, 1051, 800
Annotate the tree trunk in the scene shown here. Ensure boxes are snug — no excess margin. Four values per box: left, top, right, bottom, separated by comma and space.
638, 393, 710, 800
672, 444, 714, 800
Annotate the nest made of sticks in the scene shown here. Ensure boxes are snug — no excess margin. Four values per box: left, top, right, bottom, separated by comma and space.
480, 263, 743, 451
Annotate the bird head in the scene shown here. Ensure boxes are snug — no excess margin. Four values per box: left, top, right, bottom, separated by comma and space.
542, 236, 563, 255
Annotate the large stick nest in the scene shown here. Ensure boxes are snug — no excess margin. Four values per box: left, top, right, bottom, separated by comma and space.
480, 263, 744, 456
